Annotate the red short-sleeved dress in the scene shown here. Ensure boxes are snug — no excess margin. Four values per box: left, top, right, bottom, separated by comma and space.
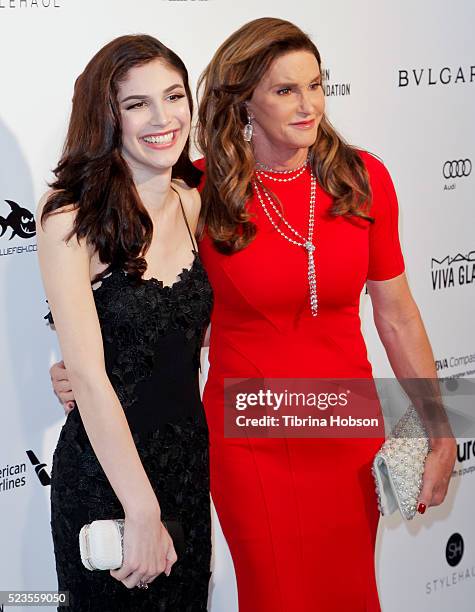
197, 152, 405, 611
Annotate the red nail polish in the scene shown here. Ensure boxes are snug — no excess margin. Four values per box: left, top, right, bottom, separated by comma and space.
417, 503, 426, 514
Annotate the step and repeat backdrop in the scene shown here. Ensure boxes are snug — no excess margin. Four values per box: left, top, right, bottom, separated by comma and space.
0, 0, 474, 610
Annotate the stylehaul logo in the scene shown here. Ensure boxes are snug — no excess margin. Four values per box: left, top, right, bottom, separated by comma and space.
431, 250, 475, 290
426, 532, 475, 595
0, 0, 61, 9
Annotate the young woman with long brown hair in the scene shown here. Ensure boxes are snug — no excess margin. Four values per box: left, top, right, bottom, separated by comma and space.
38, 35, 212, 610
50, 18, 455, 611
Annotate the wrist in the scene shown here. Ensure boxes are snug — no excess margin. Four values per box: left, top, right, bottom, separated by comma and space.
123, 494, 161, 520
429, 436, 456, 451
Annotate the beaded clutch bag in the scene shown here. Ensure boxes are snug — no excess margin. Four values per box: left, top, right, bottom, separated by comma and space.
372, 406, 430, 520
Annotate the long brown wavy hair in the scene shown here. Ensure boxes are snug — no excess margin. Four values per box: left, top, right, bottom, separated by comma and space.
41, 34, 202, 280
197, 17, 372, 253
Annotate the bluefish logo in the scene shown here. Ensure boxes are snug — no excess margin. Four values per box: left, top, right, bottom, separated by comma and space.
0, 200, 36, 240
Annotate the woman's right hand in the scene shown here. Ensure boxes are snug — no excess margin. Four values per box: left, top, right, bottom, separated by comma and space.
50, 360, 76, 414
110, 506, 178, 588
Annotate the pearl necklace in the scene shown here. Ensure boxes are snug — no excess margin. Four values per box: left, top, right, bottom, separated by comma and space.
255, 157, 309, 183
253, 167, 318, 317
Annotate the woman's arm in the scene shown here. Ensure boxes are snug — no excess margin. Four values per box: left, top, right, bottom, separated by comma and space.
367, 272, 456, 511
367, 273, 436, 379
37, 195, 175, 584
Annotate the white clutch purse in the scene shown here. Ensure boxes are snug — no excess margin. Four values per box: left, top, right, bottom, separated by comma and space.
79, 519, 125, 571
79, 518, 185, 571
372, 406, 430, 520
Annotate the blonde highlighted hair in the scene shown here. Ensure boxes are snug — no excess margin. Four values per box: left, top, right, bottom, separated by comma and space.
197, 17, 372, 253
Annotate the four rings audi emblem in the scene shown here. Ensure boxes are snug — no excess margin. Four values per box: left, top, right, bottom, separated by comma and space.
443, 159, 472, 179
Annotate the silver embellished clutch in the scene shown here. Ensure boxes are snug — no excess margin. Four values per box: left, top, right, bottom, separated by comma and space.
372, 406, 430, 520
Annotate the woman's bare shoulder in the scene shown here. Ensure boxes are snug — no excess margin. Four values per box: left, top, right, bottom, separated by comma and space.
171, 179, 201, 221
36, 190, 81, 247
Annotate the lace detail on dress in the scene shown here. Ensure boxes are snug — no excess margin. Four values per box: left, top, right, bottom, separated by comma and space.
46, 254, 213, 412
47, 248, 213, 611
51, 411, 211, 612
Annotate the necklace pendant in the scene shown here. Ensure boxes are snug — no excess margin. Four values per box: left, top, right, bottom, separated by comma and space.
304, 241, 315, 253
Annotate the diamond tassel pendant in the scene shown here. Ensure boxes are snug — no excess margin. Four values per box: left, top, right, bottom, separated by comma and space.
243, 116, 253, 142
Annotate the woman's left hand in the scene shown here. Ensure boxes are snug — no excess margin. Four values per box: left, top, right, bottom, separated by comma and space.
417, 437, 457, 514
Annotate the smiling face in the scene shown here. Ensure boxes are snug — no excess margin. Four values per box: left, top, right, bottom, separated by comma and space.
117, 59, 191, 180
247, 50, 325, 164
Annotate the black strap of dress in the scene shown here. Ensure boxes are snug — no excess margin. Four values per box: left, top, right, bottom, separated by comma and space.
171, 185, 197, 254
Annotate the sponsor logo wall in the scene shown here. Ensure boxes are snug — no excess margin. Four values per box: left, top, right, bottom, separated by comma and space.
0, 1, 474, 610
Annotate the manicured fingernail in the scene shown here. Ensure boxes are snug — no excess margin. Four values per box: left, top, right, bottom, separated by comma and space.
417, 503, 426, 514
165, 570, 170, 577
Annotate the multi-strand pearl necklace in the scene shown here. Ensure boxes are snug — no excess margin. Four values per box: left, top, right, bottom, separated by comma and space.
253, 160, 318, 317
255, 157, 309, 183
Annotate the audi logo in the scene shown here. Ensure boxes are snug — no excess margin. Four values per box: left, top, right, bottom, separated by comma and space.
443, 159, 472, 179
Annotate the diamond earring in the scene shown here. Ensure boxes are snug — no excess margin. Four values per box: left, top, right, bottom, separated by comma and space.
243, 114, 253, 142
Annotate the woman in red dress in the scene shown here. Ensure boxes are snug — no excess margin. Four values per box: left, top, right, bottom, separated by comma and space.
51, 17, 456, 611
194, 17, 455, 611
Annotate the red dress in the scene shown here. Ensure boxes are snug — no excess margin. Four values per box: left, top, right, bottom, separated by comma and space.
197, 152, 405, 611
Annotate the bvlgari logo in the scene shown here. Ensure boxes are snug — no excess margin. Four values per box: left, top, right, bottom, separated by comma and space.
431, 250, 475, 290
398, 65, 475, 87
0, 200, 36, 240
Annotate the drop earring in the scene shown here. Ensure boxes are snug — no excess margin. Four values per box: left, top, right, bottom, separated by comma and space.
243, 114, 253, 142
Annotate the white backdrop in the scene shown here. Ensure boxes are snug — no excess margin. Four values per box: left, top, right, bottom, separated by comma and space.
0, 1, 474, 610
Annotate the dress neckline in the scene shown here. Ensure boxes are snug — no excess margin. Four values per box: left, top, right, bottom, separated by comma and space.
140, 249, 199, 290
92, 249, 200, 294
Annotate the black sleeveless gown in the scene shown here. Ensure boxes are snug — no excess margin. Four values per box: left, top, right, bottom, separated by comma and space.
48, 199, 213, 611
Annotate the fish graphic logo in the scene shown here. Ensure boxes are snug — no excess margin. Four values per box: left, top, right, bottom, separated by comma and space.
0, 199, 36, 239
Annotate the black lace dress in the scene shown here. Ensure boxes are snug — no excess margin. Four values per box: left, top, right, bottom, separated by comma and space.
48, 200, 213, 611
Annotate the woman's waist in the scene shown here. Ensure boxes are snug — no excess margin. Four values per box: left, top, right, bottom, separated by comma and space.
58, 396, 208, 446
206, 327, 373, 379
